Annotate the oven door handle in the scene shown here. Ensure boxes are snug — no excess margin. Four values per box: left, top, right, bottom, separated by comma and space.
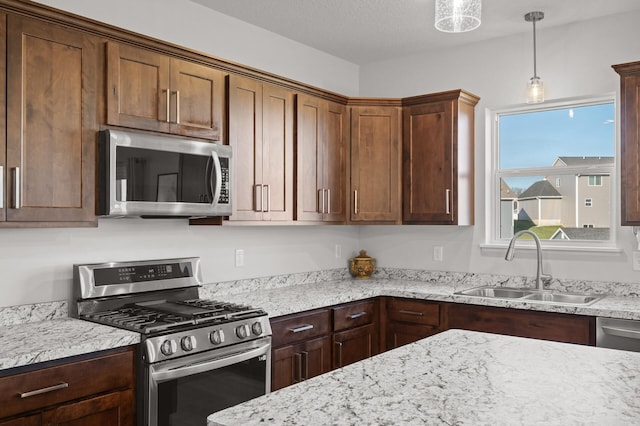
152, 342, 270, 383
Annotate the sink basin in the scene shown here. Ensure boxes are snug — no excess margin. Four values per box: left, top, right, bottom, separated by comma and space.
522, 292, 604, 305
455, 286, 605, 306
456, 287, 534, 299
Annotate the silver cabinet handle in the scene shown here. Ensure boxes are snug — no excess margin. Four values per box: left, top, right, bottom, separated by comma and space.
445, 189, 451, 215
354, 190, 358, 215
399, 309, 423, 316
601, 326, 640, 340
20, 382, 68, 399
318, 188, 324, 214
0, 166, 3, 209
301, 350, 309, 380
175, 90, 181, 124
294, 352, 302, 383
348, 311, 367, 320
288, 324, 313, 333
326, 188, 331, 214
12, 167, 20, 209
255, 184, 263, 212
335, 341, 343, 367
165, 89, 170, 123
263, 184, 270, 212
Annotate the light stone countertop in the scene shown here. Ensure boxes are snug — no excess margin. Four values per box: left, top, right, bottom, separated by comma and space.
208, 329, 640, 426
0, 318, 140, 371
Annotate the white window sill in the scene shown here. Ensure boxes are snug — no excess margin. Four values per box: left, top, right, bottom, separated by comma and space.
480, 243, 623, 254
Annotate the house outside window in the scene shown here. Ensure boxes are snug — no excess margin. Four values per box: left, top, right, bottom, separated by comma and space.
486, 95, 616, 248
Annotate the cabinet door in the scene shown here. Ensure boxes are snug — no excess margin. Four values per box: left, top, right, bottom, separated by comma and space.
0, 414, 40, 426
261, 83, 294, 221
324, 101, 348, 222
228, 74, 263, 221
6, 16, 97, 223
350, 106, 401, 223
296, 94, 324, 221
41, 389, 134, 426
272, 336, 331, 391
332, 324, 378, 369
617, 68, 640, 225
106, 42, 170, 133
403, 101, 454, 223
386, 322, 439, 350
170, 59, 224, 140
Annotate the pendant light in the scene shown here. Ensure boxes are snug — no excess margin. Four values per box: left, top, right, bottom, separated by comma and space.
434, 0, 482, 33
525, 11, 544, 103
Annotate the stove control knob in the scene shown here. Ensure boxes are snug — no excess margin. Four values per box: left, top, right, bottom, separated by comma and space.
251, 322, 263, 336
160, 339, 177, 356
209, 329, 225, 345
181, 335, 197, 352
236, 324, 250, 339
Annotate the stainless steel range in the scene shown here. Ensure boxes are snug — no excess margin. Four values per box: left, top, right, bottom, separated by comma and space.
72, 257, 271, 426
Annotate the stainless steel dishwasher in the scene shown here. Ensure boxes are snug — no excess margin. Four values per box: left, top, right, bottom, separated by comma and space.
596, 317, 640, 352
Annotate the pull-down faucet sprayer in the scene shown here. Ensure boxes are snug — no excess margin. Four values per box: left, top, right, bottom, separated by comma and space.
505, 230, 552, 290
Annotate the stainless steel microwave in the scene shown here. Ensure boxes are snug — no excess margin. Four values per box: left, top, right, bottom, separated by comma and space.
97, 130, 232, 217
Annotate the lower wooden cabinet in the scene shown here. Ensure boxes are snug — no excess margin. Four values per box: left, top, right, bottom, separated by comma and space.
332, 324, 377, 369
272, 336, 331, 391
442, 303, 596, 345
384, 297, 441, 351
0, 347, 135, 426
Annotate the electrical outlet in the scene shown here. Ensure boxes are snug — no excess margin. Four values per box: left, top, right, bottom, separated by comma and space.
633, 251, 640, 271
433, 246, 444, 262
235, 249, 244, 267
335, 244, 342, 258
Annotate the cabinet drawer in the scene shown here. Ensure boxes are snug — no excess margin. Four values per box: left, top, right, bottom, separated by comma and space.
0, 347, 135, 419
387, 298, 440, 326
332, 300, 376, 332
271, 309, 330, 347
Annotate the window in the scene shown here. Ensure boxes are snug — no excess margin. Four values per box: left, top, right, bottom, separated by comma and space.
588, 175, 603, 186
487, 95, 616, 248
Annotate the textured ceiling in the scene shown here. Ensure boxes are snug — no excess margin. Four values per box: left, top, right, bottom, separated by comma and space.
191, 0, 640, 65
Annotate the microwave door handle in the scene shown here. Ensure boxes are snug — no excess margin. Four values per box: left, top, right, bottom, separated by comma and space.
210, 150, 222, 205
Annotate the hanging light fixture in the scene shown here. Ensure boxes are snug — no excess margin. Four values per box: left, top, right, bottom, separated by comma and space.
525, 11, 545, 103
434, 0, 482, 33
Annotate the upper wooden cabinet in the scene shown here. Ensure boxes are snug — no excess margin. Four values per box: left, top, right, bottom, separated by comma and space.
349, 103, 402, 223
614, 62, 640, 225
106, 42, 224, 141
296, 94, 348, 223
402, 90, 479, 225
1, 14, 98, 225
227, 74, 294, 222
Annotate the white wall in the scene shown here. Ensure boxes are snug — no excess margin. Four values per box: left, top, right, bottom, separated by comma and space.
33, 0, 359, 96
359, 11, 640, 285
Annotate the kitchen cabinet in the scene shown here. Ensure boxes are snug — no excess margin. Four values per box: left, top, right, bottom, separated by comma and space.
0, 347, 135, 425
0, 14, 98, 226
402, 90, 479, 225
106, 42, 224, 141
614, 61, 640, 225
270, 309, 331, 391
296, 94, 348, 222
443, 303, 595, 345
384, 297, 441, 350
227, 74, 294, 222
331, 299, 379, 369
349, 103, 402, 223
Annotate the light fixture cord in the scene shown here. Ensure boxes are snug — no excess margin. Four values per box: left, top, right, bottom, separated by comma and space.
532, 17, 538, 78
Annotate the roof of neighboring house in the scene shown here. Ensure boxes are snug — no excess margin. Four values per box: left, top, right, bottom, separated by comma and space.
500, 179, 517, 200
551, 227, 610, 241
518, 180, 562, 200
553, 156, 614, 166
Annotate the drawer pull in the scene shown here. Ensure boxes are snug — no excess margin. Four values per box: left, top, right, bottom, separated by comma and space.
399, 309, 424, 316
20, 382, 69, 399
289, 324, 313, 333
348, 311, 368, 320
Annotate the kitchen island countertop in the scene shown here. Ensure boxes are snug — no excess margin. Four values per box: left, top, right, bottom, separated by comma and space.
208, 329, 640, 425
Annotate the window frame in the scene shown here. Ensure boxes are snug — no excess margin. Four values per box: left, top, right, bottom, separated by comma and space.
484, 93, 618, 252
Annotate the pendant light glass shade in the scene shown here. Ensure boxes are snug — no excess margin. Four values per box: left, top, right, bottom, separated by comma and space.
434, 0, 482, 33
525, 11, 544, 103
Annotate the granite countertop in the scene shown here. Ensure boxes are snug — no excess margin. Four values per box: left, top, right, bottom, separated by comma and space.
0, 316, 140, 371
208, 329, 640, 425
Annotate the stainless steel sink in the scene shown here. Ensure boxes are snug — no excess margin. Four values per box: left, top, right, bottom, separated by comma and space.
455, 286, 605, 306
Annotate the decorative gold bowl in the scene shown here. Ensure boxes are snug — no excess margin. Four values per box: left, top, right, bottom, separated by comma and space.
349, 250, 376, 279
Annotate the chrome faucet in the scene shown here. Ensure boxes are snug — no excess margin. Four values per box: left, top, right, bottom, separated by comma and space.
505, 230, 551, 290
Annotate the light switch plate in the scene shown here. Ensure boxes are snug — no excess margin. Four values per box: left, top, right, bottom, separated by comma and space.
633, 251, 640, 271
433, 246, 443, 262
235, 249, 244, 267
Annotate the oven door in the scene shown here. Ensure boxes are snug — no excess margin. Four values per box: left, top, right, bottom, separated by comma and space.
145, 337, 271, 426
